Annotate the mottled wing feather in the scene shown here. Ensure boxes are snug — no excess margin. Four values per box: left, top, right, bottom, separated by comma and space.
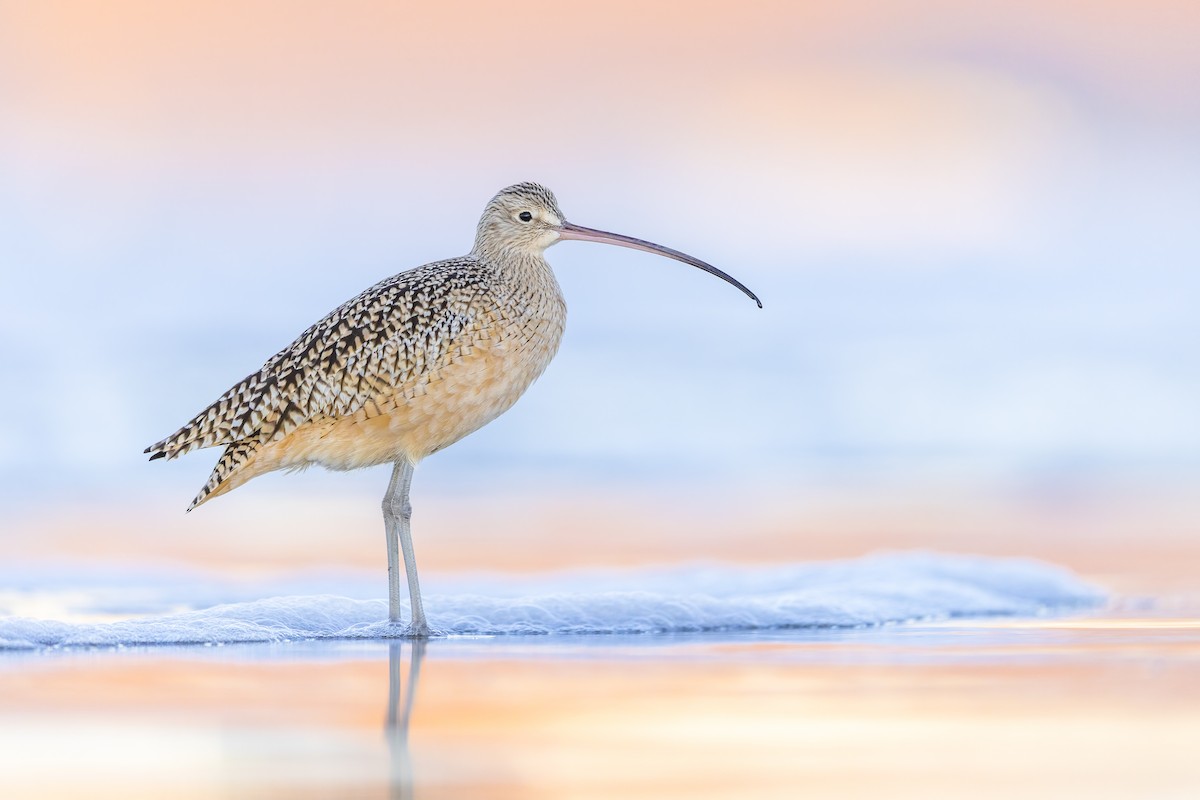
187, 440, 262, 511
145, 257, 492, 462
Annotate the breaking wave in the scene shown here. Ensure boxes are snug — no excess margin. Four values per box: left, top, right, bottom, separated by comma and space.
0, 552, 1103, 649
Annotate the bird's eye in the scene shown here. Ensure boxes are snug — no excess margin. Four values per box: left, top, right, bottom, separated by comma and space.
518, 211, 533, 222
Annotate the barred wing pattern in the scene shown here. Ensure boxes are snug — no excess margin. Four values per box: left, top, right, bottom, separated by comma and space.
145, 257, 494, 507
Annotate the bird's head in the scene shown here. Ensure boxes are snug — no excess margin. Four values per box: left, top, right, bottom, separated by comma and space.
474, 182, 567, 255
474, 182, 762, 308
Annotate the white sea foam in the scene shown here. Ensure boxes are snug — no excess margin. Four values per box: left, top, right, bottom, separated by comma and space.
0, 553, 1103, 649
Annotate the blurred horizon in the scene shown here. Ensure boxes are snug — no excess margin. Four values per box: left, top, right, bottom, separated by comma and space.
1, 1, 1197, 576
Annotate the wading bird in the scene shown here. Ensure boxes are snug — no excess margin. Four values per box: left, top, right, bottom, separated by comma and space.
146, 183, 761, 635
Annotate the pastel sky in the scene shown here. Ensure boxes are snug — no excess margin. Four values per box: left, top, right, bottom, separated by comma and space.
1, 0, 1197, 514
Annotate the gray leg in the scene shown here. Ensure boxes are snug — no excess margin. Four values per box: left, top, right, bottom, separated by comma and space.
382, 460, 429, 635
383, 468, 403, 624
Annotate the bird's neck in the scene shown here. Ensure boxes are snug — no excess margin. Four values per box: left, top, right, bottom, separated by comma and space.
472, 246, 562, 306
472, 239, 549, 275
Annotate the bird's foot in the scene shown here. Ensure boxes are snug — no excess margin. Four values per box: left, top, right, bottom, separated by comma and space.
383, 619, 438, 638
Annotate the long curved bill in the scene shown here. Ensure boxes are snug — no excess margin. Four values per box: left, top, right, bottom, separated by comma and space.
557, 221, 763, 308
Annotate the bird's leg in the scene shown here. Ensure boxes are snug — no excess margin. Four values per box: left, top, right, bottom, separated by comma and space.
382, 460, 429, 636
383, 479, 402, 625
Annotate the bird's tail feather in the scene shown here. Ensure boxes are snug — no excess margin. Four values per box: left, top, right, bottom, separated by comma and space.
188, 440, 262, 512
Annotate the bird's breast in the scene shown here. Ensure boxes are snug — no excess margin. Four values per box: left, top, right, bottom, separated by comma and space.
410, 289, 567, 456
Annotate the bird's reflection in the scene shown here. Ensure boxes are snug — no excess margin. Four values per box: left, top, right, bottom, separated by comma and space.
385, 639, 426, 799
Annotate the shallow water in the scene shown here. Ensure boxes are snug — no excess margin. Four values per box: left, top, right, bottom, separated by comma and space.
0, 553, 1196, 798
1, 614, 1198, 799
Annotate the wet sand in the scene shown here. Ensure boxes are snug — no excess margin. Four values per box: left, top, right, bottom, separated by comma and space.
1, 613, 1197, 799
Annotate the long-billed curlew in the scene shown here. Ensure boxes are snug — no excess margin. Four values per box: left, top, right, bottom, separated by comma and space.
146, 183, 761, 635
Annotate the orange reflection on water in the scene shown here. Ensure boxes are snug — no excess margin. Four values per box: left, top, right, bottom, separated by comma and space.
1, 619, 1198, 799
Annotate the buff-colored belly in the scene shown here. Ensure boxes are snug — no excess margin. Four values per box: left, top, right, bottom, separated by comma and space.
257, 312, 564, 474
